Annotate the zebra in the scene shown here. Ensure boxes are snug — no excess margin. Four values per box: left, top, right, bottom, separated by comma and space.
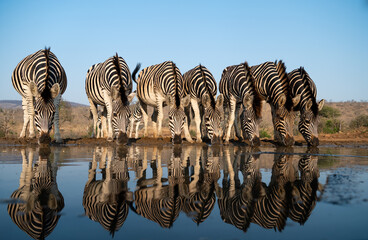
83, 147, 132, 236
289, 151, 320, 225
182, 146, 220, 224
183, 65, 224, 144
219, 62, 263, 145
12, 48, 67, 144
132, 147, 183, 228
127, 101, 143, 139
132, 61, 192, 144
217, 147, 262, 232
7, 147, 64, 239
251, 149, 297, 231
85, 53, 138, 143
250, 61, 300, 146
288, 67, 325, 146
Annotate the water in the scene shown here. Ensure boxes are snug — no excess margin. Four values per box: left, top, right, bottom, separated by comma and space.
0, 144, 368, 240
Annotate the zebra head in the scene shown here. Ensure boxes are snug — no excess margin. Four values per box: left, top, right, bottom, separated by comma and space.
240, 94, 262, 146
298, 99, 325, 147
202, 93, 224, 144
168, 95, 191, 144
271, 94, 300, 147
29, 82, 60, 144
111, 87, 136, 144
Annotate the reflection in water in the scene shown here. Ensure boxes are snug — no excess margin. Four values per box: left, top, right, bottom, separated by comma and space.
82, 147, 132, 236
79, 145, 322, 235
7, 147, 64, 240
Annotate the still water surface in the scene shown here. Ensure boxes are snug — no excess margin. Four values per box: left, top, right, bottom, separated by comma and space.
0, 145, 367, 240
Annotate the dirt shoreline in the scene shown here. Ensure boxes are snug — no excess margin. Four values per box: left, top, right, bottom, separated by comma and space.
0, 136, 367, 148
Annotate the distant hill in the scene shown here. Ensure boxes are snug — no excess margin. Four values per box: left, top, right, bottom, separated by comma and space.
0, 100, 88, 109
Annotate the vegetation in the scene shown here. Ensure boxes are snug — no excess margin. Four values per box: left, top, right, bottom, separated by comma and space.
259, 129, 271, 138
349, 115, 368, 129
318, 105, 342, 134
319, 105, 341, 118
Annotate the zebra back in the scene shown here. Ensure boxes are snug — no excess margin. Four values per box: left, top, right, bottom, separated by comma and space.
183, 65, 217, 101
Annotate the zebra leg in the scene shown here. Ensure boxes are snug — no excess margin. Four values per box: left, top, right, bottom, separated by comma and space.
134, 120, 140, 139
20, 97, 30, 138
234, 103, 243, 141
88, 98, 99, 138
151, 109, 158, 138
102, 90, 114, 141
191, 98, 202, 143
183, 115, 194, 143
224, 96, 236, 144
140, 102, 149, 137
128, 118, 134, 138
155, 95, 165, 139
53, 94, 62, 143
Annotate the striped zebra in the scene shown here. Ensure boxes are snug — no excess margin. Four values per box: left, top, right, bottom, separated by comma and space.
133, 61, 192, 144
12, 48, 67, 144
133, 147, 182, 228
218, 147, 262, 232
251, 61, 300, 146
127, 101, 142, 139
7, 147, 64, 239
85, 53, 138, 143
289, 152, 320, 225
220, 62, 263, 145
252, 150, 296, 231
83, 147, 132, 236
182, 146, 220, 224
183, 65, 224, 144
288, 67, 325, 146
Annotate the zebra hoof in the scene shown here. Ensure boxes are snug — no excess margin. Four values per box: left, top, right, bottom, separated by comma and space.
195, 138, 202, 143
107, 137, 113, 142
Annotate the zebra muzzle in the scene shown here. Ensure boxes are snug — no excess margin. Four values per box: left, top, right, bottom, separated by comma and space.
211, 135, 222, 145
116, 132, 128, 144
284, 134, 295, 147
251, 136, 261, 146
308, 136, 319, 147
173, 134, 182, 144
39, 132, 51, 145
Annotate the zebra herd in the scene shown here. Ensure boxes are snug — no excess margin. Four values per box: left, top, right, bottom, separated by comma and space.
12, 48, 324, 146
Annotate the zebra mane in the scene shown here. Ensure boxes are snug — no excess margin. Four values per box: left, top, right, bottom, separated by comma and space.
275, 60, 293, 112
199, 64, 216, 108
171, 62, 180, 107
41, 47, 52, 102
299, 67, 318, 116
113, 53, 128, 104
243, 61, 263, 119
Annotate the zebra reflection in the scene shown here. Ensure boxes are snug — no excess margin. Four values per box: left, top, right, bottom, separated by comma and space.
182, 146, 221, 225
218, 147, 263, 232
7, 147, 64, 240
82, 147, 132, 236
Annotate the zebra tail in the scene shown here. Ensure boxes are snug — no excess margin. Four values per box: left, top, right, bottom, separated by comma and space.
171, 62, 180, 107
244, 61, 263, 118
113, 53, 128, 103
41, 47, 52, 101
132, 63, 141, 83
199, 64, 215, 107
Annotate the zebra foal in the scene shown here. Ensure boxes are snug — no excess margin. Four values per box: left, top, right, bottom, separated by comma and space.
183, 65, 224, 144
85, 53, 138, 144
12, 48, 67, 144
133, 61, 192, 144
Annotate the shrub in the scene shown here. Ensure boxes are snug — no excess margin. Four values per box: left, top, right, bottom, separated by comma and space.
321, 119, 340, 134
259, 129, 271, 138
319, 106, 341, 118
349, 115, 368, 129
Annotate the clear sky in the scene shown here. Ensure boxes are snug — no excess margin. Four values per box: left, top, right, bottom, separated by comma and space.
1, 0, 367, 105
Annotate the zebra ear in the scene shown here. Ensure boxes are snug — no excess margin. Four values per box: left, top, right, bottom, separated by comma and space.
50, 83, 60, 99
278, 95, 286, 107
216, 94, 224, 109
202, 93, 211, 108
306, 99, 313, 110
181, 95, 191, 108
292, 94, 301, 108
242, 94, 253, 109
127, 92, 136, 103
29, 82, 40, 97
318, 99, 325, 112
111, 86, 120, 100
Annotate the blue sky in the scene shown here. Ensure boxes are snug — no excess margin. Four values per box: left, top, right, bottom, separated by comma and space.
1, 0, 367, 105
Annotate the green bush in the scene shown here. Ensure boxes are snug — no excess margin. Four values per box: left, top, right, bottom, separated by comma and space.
259, 129, 271, 138
322, 119, 340, 134
319, 105, 341, 118
349, 115, 368, 129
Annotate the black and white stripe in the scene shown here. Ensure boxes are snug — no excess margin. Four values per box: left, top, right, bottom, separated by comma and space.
288, 67, 325, 146
85, 53, 137, 143
127, 102, 143, 139
133, 61, 192, 144
12, 48, 67, 144
220, 62, 262, 145
183, 65, 224, 144
250, 61, 299, 146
